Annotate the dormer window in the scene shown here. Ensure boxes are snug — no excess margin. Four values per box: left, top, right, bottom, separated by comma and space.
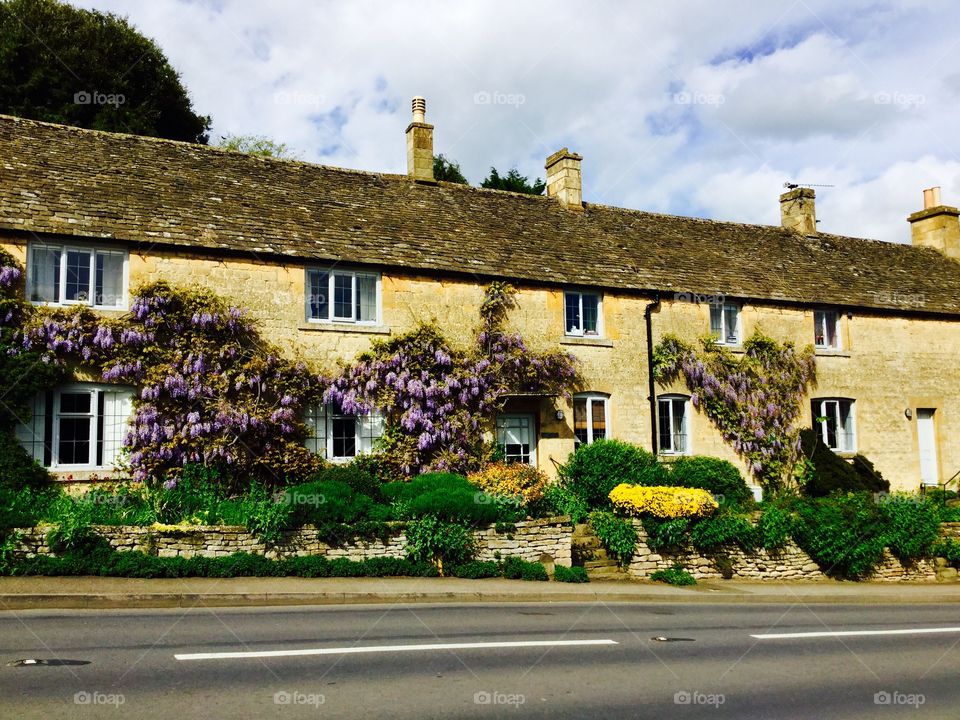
564, 291, 601, 337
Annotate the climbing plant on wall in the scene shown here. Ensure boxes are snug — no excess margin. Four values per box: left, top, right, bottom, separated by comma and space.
325, 282, 580, 475
21, 281, 323, 489
652, 332, 816, 490
15, 274, 579, 485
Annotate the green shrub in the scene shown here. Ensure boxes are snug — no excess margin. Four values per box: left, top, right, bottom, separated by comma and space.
152, 464, 227, 524
0, 433, 51, 490
382, 472, 500, 525
689, 509, 757, 551
450, 560, 502, 579
405, 514, 477, 570
0, 485, 59, 529
541, 484, 590, 523
799, 430, 889, 497
641, 516, 691, 552
283, 480, 374, 526
314, 462, 384, 502
589, 509, 638, 566
649, 563, 696, 586
560, 440, 665, 509
877, 495, 941, 562
790, 493, 886, 579
241, 483, 292, 545
501, 556, 549, 581
932, 538, 960, 567
757, 504, 791, 551
552, 565, 589, 583
44, 495, 96, 553
668, 456, 753, 506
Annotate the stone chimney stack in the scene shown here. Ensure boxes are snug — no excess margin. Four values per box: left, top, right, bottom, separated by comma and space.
780, 187, 817, 235
406, 96, 434, 182
908, 186, 960, 260
545, 148, 583, 211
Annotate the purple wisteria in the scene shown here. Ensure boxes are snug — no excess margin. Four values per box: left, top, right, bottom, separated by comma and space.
654, 332, 816, 489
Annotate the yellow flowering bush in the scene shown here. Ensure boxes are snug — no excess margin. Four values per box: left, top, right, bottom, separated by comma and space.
468, 463, 550, 504
609, 484, 718, 519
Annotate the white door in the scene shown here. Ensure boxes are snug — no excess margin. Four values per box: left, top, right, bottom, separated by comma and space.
496, 414, 536, 466
917, 409, 939, 485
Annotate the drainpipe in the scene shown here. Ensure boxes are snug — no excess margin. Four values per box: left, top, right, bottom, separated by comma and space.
644, 292, 661, 455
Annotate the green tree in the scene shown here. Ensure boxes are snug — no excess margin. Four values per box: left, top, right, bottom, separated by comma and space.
480, 167, 545, 195
0, 0, 210, 142
433, 154, 468, 184
218, 134, 300, 160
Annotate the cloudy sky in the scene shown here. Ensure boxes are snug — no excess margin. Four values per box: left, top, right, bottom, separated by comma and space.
72, 0, 960, 243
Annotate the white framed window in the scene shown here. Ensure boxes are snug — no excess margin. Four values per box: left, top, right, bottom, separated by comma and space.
28, 243, 127, 309
15, 385, 134, 470
573, 393, 609, 447
305, 403, 384, 461
812, 398, 856, 453
710, 303, 741, 345
306, 268, 380, 324
496, 414, 536, 465
658, 395, 690, 455
814, 310, 840, 350
564, 290, 602, 337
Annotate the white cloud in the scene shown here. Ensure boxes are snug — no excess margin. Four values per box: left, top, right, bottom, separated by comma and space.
66, 0, 960, 244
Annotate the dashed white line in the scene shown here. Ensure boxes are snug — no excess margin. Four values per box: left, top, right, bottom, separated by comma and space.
752, 627, 960, 640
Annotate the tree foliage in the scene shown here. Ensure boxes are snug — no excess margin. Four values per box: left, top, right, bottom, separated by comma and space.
480, 167, 545, 195
433, 154, 468, 184
218, 134, 299, 159
0, 0, 210, 142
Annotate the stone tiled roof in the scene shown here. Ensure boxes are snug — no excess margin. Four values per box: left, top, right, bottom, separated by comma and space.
1, 114, 958, 315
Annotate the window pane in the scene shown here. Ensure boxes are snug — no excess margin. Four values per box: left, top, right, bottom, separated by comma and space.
332, 416, 356, 458
814, 311, 826, 346
304, 403, 327, 456
59, 392, 91, 414
671, 399, 686, 453
825, 313, 837, 348
497, 416, 532, 464
724, 306, 738, 343
101, 390, 132, 468
822, 401, 839, 449
839, 402, 853, 451
710, 305, 722, 337
573, 398, 587, 446
658, 399, 672, 452
582, 294, 599, 334
591, 399, 606, 440
307, 271, 329, 320
564, 293, 581, 334
95, 252, 124, 308
333, 273, 353, 320
357, 411, 384, 454
356, 275, 377, 322
29, 246, 61, 302
65, 250, 92, 302
58, 416, 91, 464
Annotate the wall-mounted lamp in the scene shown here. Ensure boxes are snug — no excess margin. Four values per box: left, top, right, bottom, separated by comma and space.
904, 408, 913, 419
555, 410, 565, 421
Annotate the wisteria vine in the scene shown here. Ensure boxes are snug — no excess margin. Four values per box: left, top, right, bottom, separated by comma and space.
653, 332, 816, 489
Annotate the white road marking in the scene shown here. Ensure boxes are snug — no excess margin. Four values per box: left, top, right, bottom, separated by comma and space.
752, 627, 960, 640
175, 638, 619, 661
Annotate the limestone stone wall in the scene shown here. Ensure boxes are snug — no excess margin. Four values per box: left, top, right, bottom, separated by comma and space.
9, 516, 573, 567
624, 519, 941, 582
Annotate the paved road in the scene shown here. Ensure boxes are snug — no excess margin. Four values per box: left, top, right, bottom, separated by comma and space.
1, 602, 958, 718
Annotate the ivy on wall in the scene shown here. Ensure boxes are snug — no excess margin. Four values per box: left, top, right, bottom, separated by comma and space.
653, 332, 816, 490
